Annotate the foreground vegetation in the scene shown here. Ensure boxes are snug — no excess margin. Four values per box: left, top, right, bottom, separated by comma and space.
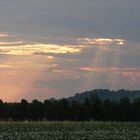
0, 122, 140, 140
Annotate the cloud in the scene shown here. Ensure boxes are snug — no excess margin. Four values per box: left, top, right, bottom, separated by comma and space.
0, 64, 15, 68
52, 69, 77, 73
45, 66, 140, 81
0, 36, 126, 56
0, 0, 139, 101
0, 33, 10, 37
0, 32, 17, 40
0, 41, 85, 55
0, 41, 24, 46
0, 0, 140, 42
117, 71, 140, 80
78, 38, 125, 47
0, 32, 86, 56
80, 67, 140, 79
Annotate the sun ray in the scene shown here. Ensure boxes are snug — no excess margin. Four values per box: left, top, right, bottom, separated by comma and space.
106, 47, 121, 89
79, 37, 125, 91
80, 47, 105, 91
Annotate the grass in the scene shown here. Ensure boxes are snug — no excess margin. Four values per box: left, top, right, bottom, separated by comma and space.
0, 121, 140, 139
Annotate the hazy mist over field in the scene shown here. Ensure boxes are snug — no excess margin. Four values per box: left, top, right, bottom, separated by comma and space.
0, 0, 140, 101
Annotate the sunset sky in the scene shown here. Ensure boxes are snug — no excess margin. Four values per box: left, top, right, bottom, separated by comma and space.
0, 0, 140, 101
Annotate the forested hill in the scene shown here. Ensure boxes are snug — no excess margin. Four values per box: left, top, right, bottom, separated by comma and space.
0, 89, 140, 121
67, 89, 140, 103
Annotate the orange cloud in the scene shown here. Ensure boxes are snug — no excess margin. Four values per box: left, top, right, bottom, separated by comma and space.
0, 32, 86, 55
78, 38, 125, 46
0, 33, 10, 37
0, 41, 24, 46
80, 67, 140, 79
0, 34, 126, 56
79, 67, 97, 72
0, 64, 15, 68
0, 42, 84, 55
52, 69, 77, 73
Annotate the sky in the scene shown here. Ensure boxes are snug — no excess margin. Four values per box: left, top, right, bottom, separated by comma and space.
0, 0, 140, 102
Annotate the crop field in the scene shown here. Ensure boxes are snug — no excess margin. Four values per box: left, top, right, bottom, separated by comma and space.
0, 122, 140, 140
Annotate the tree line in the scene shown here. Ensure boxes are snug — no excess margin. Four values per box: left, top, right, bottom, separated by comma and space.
0, 95, 140, 121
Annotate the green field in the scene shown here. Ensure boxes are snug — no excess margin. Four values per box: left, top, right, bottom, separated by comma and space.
0, 122, 140, 140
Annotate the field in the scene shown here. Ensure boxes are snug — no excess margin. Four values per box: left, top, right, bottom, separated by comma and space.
0, 122, 140, 140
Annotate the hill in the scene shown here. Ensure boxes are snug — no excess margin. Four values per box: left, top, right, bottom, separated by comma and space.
67, 89, 140, 103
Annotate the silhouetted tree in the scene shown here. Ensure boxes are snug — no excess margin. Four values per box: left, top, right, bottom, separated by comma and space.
29, 100, 44, 121
0, 99, 4, 120
103, 99, 111, 121
44, 99, 58, 120
57, 98, 70, 120
90, 94, 103, 120
132, 98, 140, 121
19, 99, 29, 120
0, 89, 140, 121
120, 97, 131, 121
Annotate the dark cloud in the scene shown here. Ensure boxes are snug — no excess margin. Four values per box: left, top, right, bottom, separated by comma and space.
0, 0, 140, 42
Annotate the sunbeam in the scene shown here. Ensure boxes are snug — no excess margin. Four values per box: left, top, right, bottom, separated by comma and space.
106, 47, 121, 89
80, 47, 105, 91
